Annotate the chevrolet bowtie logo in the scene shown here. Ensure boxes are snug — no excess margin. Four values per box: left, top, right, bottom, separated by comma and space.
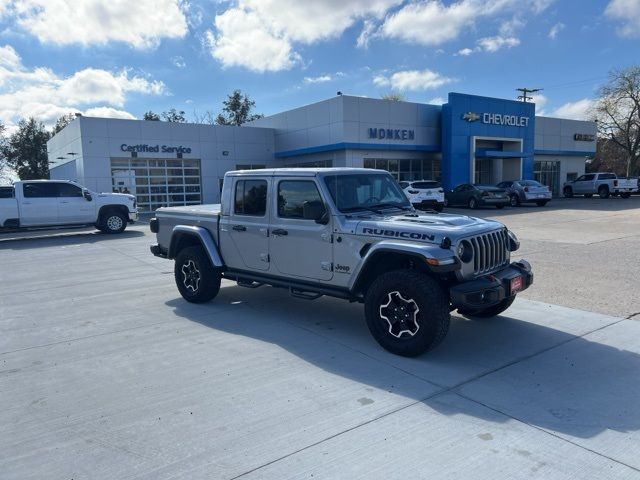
462, 112, 481, 122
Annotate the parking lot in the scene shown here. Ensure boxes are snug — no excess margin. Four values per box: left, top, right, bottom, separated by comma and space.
1, 197, 639, 479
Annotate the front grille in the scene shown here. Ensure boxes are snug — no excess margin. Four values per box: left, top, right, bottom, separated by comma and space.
469, 230, 509, 275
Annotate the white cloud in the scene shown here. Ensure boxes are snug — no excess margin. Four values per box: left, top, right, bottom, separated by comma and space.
427, 96, 445, 105
605, 0, 640, 38
3, 0, 187, 49
477, 35, 520, 52
530, 94, 548, 115
548, 22, 565, 39
207, 0, 401, 71
304, 75, 332, 84
172, 56, 186, 68
551, 98, 595, 120
357, 19, 377, 48
379, 0, 549, 46
456, 47, 474, 56
84, 107, 136, 119
0, 45, 165, 128
374, 69, 454, 91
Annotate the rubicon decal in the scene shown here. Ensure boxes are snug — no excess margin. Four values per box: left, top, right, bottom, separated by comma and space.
362, 228, 435, 241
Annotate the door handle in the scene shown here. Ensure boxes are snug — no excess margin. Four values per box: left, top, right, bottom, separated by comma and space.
60, 201, 69, 204
272, 228, 288, 236
232, 225, 247, 232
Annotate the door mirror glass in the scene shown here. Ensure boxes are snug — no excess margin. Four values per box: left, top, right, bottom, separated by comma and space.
302, 200, 326, 223
83, 189, 92, 201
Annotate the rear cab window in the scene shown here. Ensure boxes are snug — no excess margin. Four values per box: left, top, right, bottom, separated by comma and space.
234, 179, 267, 216
0, 186, 15, 198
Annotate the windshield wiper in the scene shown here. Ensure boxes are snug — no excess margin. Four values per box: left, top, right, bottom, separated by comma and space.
367, 202, 413, 211
340, 206, 384, 214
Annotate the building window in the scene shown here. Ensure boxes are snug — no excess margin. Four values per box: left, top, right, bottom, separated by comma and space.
534, 160, 561, 197
474, 158, 494, 184
364, 158, 440, 181
287, 160, 333, 168
236, 164, 266, 170
110, 158, 201, 211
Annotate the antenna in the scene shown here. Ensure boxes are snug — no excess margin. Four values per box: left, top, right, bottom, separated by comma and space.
516, 87, 542, 102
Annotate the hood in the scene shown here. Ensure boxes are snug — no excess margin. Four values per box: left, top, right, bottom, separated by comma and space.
351, 211, 504, 245
97, 192, 136, 201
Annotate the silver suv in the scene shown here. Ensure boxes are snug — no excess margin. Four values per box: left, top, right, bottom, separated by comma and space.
150, 168, 533, 356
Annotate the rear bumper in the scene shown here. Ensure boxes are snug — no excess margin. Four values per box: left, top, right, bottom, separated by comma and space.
413, 199, 444, 209
449, 259, 533, 309
150, 243, 167, 258
480, 197, 510, 206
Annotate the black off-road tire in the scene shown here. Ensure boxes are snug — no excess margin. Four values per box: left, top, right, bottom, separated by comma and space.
468, 198, 478, 209
457, 296, 516, 319
174, 246, 221, 303
598, 186, 610, 199
536, 200, 548, 206
563, 187, 573, 198
364, 270, 450, 357
99, 210, 127, 234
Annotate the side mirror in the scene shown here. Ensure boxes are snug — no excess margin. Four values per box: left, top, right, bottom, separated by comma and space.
83, 189, 92, 201
302, 200, 327, 224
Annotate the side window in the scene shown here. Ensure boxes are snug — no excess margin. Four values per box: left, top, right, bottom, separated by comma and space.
278, 180, 322, 219
583, 174, 595, 181
453, 185, 465, 192
599, 173, 615, 180
58, 183, 83, 197
23, 183, 60, 198
234, 179, 267, 216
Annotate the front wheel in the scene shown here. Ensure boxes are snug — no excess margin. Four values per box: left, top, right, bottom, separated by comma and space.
468, 198, 478, 209
99, 210, 127, 234
509, 194, 520, 207
457, 296, 516, 318
174, 246, 221, 303
563, 187, 573, 198
364, 270, 450, 357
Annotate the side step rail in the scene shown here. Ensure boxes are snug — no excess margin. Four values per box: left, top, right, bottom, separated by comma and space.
289, 287, 323, 300
237, 279, 264, 289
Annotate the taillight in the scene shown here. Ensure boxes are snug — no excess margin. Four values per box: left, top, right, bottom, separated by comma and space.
524, 186, 529, 192
408, 189, 419, 194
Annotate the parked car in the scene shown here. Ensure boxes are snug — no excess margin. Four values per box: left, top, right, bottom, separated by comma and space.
0, 180, 138, 233
445, 184, 510, 209
562, 173, 638, 199
150, 167, 532, 357
496, 180, 552, 207
399, 180, 445, 211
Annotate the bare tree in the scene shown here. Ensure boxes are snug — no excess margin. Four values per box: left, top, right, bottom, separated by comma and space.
381, 92, 405, 101
594, 66, 640, 176
192, 109, 216, 125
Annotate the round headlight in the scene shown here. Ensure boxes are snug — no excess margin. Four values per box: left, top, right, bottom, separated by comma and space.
507, 230, 520, 252
457, 240, 473, 263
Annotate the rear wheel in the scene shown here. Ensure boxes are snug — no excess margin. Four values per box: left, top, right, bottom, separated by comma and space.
434, 204, 444, 212
99, 210, 127, 234
457, 296, 516, 319
364, 270, 450, 357
563, 187, 573, 198
468, 198, 478, 209
174, 246, 221, 303
536, 200, 548, 206
598, 186, 610, 199
509, 194, 520, 207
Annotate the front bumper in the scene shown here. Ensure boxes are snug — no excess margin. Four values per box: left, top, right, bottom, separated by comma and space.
129, 211, 139, 222
449, 259, 533, 309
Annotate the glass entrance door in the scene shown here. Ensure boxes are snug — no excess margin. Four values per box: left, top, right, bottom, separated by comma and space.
474, 158, 494, 184
534, 160, 560, 196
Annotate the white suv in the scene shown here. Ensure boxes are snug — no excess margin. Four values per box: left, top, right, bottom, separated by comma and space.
399, 180, 445, 212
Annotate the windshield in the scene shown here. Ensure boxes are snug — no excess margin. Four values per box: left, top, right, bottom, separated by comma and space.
324, 173, 411, 212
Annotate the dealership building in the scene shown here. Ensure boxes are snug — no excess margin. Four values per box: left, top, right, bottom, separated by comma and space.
48, 92, 597, 211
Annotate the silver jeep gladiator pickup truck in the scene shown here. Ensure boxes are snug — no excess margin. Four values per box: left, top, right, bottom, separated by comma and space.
150, 168, 533, 356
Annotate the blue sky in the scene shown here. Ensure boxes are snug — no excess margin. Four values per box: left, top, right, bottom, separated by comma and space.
0, 0, 639, 131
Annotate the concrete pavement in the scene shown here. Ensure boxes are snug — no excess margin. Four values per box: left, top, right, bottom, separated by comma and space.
1, 223, 639, 479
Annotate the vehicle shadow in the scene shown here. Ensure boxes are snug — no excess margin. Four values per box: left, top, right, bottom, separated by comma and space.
0, 229, 146, 249
165, 285, 640, 441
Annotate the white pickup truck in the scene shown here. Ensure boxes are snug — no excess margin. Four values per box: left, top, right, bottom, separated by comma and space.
562, 173, 638, 199
0, 180, 138, 233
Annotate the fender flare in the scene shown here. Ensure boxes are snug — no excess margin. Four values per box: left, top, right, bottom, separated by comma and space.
348, 240, 459, 292
168, 225, 224, 268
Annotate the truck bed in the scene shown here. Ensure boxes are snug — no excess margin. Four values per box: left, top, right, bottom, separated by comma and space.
154, 204, 222, 249
156, 204, 222, 218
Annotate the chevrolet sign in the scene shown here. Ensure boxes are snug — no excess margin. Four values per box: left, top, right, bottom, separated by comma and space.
462, 111, 530, 127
